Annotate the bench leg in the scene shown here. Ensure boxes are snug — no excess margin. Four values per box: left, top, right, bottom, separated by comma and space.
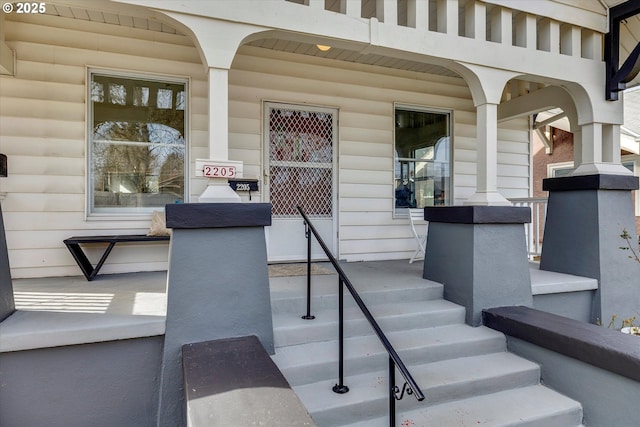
64, 242, 117, 281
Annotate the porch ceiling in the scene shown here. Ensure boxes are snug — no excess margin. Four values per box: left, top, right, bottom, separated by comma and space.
246, 38, 462, 78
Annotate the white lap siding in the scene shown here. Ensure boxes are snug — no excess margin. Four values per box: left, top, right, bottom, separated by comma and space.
0, 14, 530, 277
229, 46, 530, 262
0, 14, 207, 278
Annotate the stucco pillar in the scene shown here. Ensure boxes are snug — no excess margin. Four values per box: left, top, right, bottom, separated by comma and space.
0, 202, 15, 322
196, 67, 243, 202
423, 206, 532, 326
157, 203, 273, 426
540, 175, 640, 325
464, 102, 511, 206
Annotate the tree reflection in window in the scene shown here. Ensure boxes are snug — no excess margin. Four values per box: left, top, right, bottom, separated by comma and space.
89, 73, 186, 213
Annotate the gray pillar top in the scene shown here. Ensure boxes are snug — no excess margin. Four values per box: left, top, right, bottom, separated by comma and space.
424, 206, 531, 224
543, 174, 639, 192
165, 203, 272, 229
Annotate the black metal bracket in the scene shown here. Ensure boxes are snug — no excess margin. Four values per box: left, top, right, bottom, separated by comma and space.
393, 382, 414, 401
605, 1, 640, 100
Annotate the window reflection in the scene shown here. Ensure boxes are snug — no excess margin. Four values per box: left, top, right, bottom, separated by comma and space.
89, 73, 186, 213
394, 107, 451, 213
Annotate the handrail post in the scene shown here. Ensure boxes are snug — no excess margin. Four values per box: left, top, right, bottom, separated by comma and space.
296, 206, 424, 415
389, 356, 396, 427
332, 277, 349, 394
301, 221, 315, 320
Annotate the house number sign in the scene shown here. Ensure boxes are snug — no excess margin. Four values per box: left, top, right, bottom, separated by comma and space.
203, 165, 237, 178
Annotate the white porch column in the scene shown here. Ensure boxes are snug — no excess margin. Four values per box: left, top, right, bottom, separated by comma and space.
451, 63, 516, 206
197, 67, 242, 202
572, 122, 631, 176
464, 102, 511, 206
572, 128, 583, 168
603, 123, 622, 164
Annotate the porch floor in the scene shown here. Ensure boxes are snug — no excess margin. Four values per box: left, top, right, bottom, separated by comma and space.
10, 261, 596, 317
3, 260, 597, 353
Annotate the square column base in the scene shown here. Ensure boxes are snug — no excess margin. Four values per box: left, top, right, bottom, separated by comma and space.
157, 203, 273, 426
541, 174, 640, 324
423, 206, 532, 326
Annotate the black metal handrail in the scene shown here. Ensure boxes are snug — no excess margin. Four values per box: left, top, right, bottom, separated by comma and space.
296, 206, 425, 427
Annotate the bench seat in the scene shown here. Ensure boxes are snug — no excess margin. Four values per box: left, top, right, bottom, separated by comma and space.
64, 234, 170, 281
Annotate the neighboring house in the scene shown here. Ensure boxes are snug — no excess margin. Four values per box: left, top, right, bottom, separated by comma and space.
0, 0, 638, 278
532, 87, 640, 234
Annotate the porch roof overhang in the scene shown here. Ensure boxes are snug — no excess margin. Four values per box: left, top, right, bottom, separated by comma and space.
18, 0, 640, 127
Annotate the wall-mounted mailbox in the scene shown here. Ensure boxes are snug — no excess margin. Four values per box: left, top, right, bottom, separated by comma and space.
228, 178, 259, 192
0, 153, 7, 177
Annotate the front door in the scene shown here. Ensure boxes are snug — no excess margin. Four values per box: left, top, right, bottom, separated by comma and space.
264, 102, 338, 261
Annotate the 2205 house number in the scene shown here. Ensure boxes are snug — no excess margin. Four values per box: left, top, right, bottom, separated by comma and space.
203, 165, 236, 178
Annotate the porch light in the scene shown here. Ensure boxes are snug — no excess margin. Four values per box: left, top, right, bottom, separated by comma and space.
316, 44, 331, 52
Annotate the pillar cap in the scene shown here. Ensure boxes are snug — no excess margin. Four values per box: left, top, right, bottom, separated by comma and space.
166, 203, 272, 229
423, 206, 531, 224
543, 174, 639, 192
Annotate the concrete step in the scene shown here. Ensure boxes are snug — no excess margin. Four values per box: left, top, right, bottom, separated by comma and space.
269, 261, 585, 427
273, 299, 465, 347
269, 270, 444, 315
343, 384, 583, 427
273, 324, 506, 386
270, 279, 444, 314
295, 352, 554, 426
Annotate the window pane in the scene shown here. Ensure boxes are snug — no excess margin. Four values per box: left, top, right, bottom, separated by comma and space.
395, 108, 451, 211
90, 73, 186, 213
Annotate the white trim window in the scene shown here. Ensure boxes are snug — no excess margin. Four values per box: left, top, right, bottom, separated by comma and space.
88, 70, 187, 215
394, 104, 452, 215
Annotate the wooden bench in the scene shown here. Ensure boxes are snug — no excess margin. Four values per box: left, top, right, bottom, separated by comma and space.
63, 234, 170, 281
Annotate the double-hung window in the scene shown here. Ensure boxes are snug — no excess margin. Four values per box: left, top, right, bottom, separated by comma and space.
88, 70, 187, 215
394, 105, 452, 215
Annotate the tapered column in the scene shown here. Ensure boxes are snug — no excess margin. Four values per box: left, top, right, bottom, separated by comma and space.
157, 203, 273, 426
424, 206, 532, 326
0, 202, 15, 322
540, 175, 640, 324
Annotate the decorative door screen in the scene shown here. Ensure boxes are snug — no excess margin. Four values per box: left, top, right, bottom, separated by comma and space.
268, 106, 334, 218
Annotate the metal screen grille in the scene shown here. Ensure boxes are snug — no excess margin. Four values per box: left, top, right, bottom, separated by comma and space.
268, 107, 334, 218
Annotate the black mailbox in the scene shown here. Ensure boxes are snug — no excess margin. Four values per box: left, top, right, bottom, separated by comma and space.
228, 178, 259, 200
0, 153, 6, 178
228, 178, 259, 192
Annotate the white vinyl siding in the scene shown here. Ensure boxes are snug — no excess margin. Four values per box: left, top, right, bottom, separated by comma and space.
1, 14, 531, 276
230, 46, 530, 262
0, 14, 206, 278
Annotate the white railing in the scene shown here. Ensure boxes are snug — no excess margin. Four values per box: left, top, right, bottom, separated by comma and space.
509, 197, 548, 260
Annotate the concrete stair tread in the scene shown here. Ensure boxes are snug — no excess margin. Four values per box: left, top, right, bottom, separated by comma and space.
270, 281, 444, 313
341, 384, 583, 427
274, 299, 463, 327
273, 324, 506, 386
273, 299, 466, 347
294, 352, 542, 425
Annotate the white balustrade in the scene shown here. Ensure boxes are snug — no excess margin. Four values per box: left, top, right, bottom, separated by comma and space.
509, 197, 549, 260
